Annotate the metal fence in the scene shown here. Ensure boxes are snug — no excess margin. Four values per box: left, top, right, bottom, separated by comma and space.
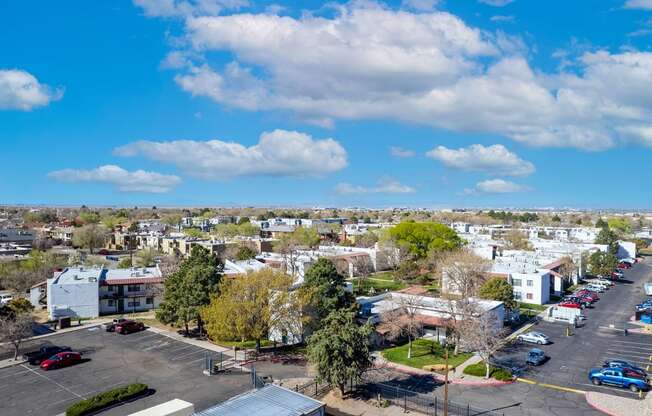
360, 382, 507, 416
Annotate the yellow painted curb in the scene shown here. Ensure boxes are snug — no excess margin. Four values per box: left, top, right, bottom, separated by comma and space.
516, 378, 585, 394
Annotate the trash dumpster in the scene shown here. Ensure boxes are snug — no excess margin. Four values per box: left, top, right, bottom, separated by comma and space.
641, 314, 652, 324
58, 316, 71, 329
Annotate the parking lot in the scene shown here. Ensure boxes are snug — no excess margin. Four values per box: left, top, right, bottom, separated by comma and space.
495, 257, 652, 399
0, 328, 254, 416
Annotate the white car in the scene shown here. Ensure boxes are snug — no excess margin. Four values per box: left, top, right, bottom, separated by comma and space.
586, 284, 605, 293
0, 294, 13, 305
517, 331, 551, 345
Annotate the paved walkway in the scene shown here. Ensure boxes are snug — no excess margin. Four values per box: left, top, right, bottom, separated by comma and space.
585, 390, 652, 416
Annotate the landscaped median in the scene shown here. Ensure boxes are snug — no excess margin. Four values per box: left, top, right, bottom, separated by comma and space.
462, 362, 512, 381
66, 383, 149, 416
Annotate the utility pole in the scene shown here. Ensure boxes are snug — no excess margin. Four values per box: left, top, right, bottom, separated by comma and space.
444, 347, 449, 416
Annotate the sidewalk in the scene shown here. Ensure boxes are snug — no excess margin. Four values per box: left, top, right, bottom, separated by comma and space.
585, 390, 652, 416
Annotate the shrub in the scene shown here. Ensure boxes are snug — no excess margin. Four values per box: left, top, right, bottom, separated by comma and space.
66, 383, 148, 416
463, 362, 512, 381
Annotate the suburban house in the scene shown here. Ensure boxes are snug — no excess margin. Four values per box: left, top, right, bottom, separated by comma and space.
45, 265, 164, 319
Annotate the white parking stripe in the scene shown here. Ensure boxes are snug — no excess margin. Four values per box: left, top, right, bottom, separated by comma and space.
165, 344, 194, 354
605, 349, 652, 358
142, 341, 171, 351
19, 364, 84, 399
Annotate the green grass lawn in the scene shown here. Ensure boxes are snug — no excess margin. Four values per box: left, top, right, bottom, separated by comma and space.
517, 302, 547, 312
213, 339, 273, 349
382, 338, 472, 369
350, 276, 406, 295
369, 271, 396, 281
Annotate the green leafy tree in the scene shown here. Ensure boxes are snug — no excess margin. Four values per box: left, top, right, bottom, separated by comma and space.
388, 221, 462, 259
302, 258, 354, 329
595, 228, 619, 255
307, 310, 374, 395
587, 251, 618, 277
631, 238, 649, 253
183, 228, 206, 239
77, 212, 100, 225
156, 246, 223, 335
135, 248, 158, 267
163, 214, 182, 229
478, 277, 516, 310
607, 218, 632, 235
72, 224, 107, 254
551, 215, 562, 223
234, 245, 257, 261
595, 218, 608, 229
117, 257, 132, 269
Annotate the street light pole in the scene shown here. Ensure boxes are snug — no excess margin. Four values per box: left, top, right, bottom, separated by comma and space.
444, 347, 449, 416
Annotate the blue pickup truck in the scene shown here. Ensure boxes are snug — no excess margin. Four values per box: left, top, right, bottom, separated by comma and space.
588, 367, 650, 392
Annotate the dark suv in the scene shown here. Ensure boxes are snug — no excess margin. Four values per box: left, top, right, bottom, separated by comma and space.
24, 346, 71, 365
115, 320, 145, 335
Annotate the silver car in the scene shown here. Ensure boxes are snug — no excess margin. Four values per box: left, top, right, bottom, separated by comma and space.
517, 331, 550, 345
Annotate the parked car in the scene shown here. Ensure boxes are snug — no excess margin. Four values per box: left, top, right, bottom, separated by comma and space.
526, 348, 548, 366
0, 293, 13, 305
40, 352, 82, 371
603, 360, 649, 379
635, 301, 652, 312
586, 278, 614, 287
24, 345, 71, 365
104, 318, 129, 332
586, 284, 605, 293
576, 290, 599, 301
611, 271, 624, 279
564, 296, 591, 308
620, 258, 636, 265
617, 262, 632, 270
559, 300, 583, 309
588, 367, 650, 392
115, 320, 145, 335
517, 331, 551, 345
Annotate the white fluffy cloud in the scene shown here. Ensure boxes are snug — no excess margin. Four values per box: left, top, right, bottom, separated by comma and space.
143, 3, 652, 150
426, 144, 534, 176
0, 69, 62, 111
389, 146, 416, 158
479, 0, 515, 6
334, 177, 415, 195
464, 178, 530, 194
114, 129, 347, 179
48, 165, 181, 193
133, 0, 249, 18
624, 0, 652, 10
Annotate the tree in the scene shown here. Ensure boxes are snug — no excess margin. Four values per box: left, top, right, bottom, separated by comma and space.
458, 303, 508, 379
478, 278, 515, 310
101, 215, 121, 231
607, 218, 632, 235
156, 246, 223, 335
381, 294, 423, 359
72, 224, 107, 254
631, 238, 649, 253
0, 312, 34, 360
117, 257, 132, 269
135, 248, 158, 267
587, 251, 618, 277
307, 310, 374, 395
388, 221, 462, 259
437, 249, 490, 298
183, 228, 205, 239
234, 245, 257, 261
77, 211, 100, 225
202, 270, 295, 351
595, 228, 619, 255
163, 214, 182, 230
595, 218, 608, 229
355, 230, 379, 248
551, 215, 562, 223
301, 258, 355, 329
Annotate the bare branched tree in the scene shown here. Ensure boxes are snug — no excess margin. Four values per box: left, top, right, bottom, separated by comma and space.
437, 249, 490, 298
380, 294, 423, 359
458, 302, 508, 379
0, 313, 34, 360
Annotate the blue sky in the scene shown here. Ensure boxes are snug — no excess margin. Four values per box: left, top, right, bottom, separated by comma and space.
3, 0, 652, 208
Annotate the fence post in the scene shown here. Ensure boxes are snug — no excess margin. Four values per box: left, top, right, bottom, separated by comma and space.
467, 403, 470, 416
404, 391, 407, 411
315, 381, 317, 396
435, 397, 438, 416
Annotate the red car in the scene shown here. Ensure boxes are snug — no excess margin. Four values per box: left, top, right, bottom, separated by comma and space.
559, 301, 582, 309
115, 320, 145, 335
40, 352, 82, 370
576, 290, 599, 301
618, 262, 632, 269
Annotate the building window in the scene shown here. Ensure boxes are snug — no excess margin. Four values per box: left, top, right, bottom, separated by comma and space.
108, 286, 115, 292
127, 285, 141, 292
128, 300, 140, 307
527, 280, 534, 287
513, 291, 522, 300
146, 297, 154, 305
108, 299, 115, 307
526, 293, 533, 300
512, 279, 522, 287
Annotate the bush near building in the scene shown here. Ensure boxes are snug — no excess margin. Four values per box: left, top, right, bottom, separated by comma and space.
66, 383, 148, 416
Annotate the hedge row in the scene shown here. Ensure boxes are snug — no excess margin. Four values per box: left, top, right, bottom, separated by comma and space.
463, 362, 513, 381
66, 383, 148, 416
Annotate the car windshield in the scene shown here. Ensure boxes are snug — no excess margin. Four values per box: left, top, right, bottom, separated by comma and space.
48, 355, 61, 361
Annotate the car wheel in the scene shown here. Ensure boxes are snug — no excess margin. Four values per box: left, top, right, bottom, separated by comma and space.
537, 340, 543, 345
592, 378, 602, 386
629, 384, 640, 393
